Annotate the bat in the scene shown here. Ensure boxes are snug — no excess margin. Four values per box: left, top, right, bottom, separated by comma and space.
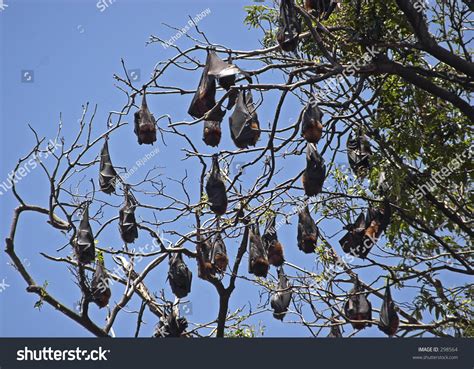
297, 205, 319, 253
188, 51, 226, 121
203, 120, 222, 147
154, 305, 188, 338
339, 212, 367, 258
346, 129, 372, 177
134, 88, 157, 145
99, 139, 117, 194
90, 258, 111, 308
304, 0, 339, 20
276, 0, 301, 52
74, 203, 95, 264
271, 267, 292, 320
229, 90, 261, 149
327, 324, 342, 337
262, 215, 285, 267
378, 280, 399, 336
344, 279, 372, 330
196, 237, 215, 280
339, 202, 391, 258
302, 143, 326, 196
301, 102, 323, 143
205, 154, 228, 216
119, 191, 139, 244
248, 223, 269, 278
207, 50, 250, 109
168, 252, 192, 298
210, 232, 228, 274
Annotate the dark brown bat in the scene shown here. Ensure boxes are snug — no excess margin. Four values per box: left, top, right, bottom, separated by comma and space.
302, 143, 326, 197
248, 224, 269, 278
119, 190, 139, 244
262, 215, 285, 267
339, 212, 367, 258
74, 203, 95, 264
346, 129, 372, 177
188, 51, 226, 121
327, 323, 342, 337
339, 202, 391, 258
276, 0, 301, 52
154, 305, 188, 338
196, 237, 215, 280
168, 252, 192, 298
271, 267, 292, 321
344, 279, 372, 330
99, 139, 117, 194
90, 258, 111, 308
304, 0, 339, 20
202, 120, 222, 147
297, 205, 319, 254
210, 232, 228, 274
134, 89, 157, 145
301, 102, 323, 143
378, 280, 399, 336
205, 154, 228, 216
229, 90, 261, 149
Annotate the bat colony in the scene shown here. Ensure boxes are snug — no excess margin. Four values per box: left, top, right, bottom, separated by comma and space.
71, 0, 398, 336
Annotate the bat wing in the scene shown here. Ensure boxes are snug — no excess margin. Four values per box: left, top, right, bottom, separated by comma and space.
271, 267, 292, 320
75, 203, 95, 264
229, 91, 260, 148
303, 143, 326, 196
297, 206, 318, 253
205, 155, 228, 215
91, 259, 111, 308
168, 253, 192, 298
119, 193, 138, 243
277, 0, 301, 52
134, 92, 157, 145
378, 281, 399, 336
99, 140, 117, 194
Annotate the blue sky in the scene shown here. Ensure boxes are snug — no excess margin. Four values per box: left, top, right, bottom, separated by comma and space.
0, 0, 459, 338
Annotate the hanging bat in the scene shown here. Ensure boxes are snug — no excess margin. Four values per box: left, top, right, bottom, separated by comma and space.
154, 305, 188, 338
276, 0, 301, 52
99, 139, 117, 194
271, 267, 292, 321
229, 90, 261, 149
248, 224, 269, 278
302, 143, 326, 197
297, 205, 319, 253
196, 237, 215, 280
207, 50, 251, 110
205, 154, 228, 216
74, 203, 95, 264
134, 88, 157, 145
119, 191, 139, 244
327, 324, 342, 337
378, 280, 399, 336
304, 0, 339, 20
262, 215, 285, 267
364, 201, 391, 245
188, 51, 226, 121
344, 279, 372, 330
346, 129, 372, 177
339, 212, 367, 258
90, 258, 111, 308
168, 252, 192, 298
202, 120, 222, 147
210, 232, 228, 274
301, 102, 323, 143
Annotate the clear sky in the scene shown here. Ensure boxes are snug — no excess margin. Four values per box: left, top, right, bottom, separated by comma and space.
0, 0, 454, 338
